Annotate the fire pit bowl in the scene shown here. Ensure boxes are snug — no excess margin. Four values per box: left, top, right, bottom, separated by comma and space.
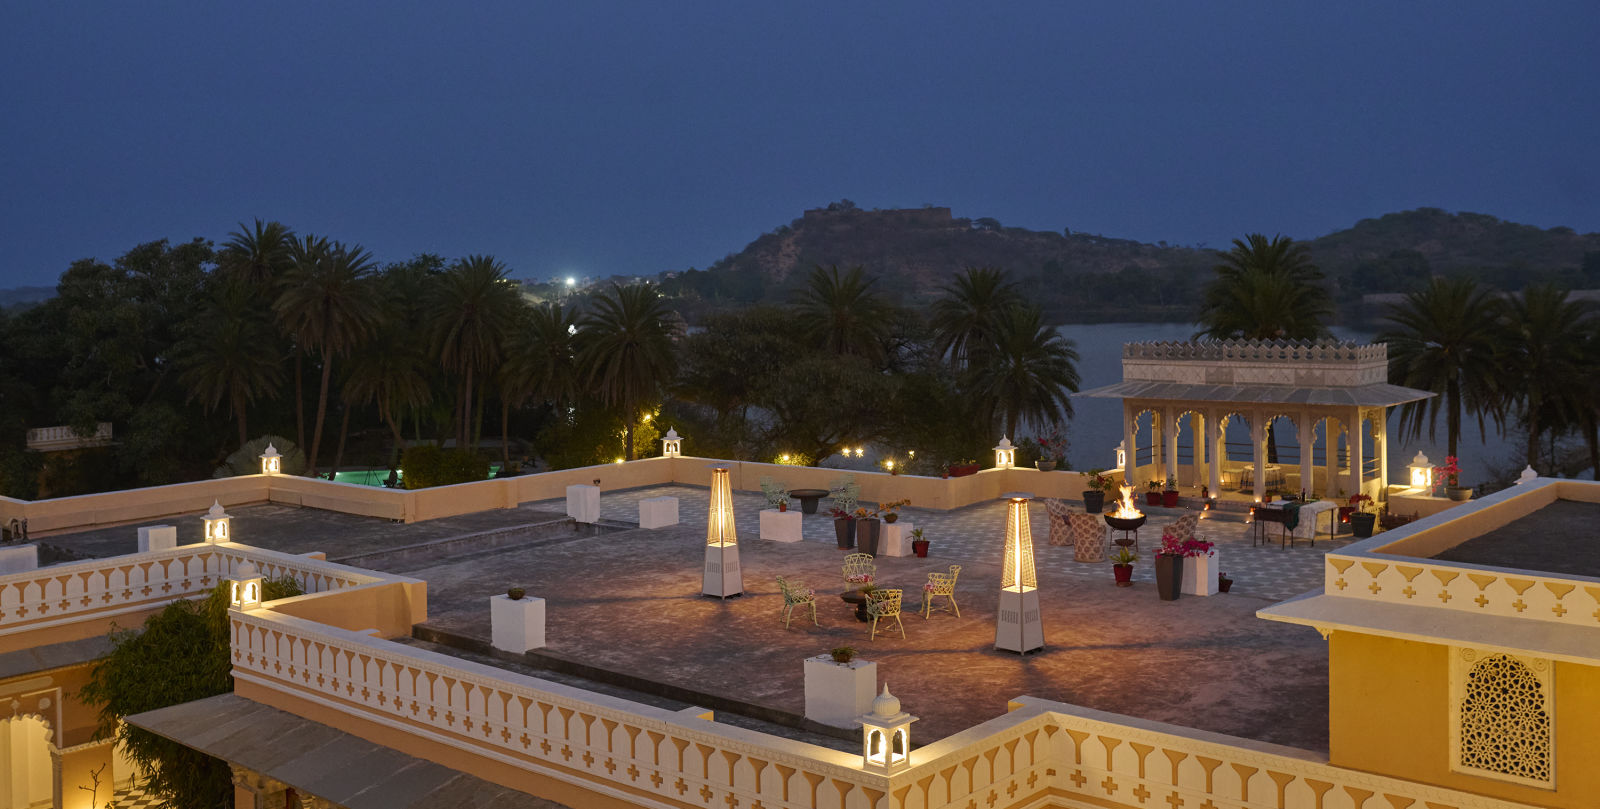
1104, 514, 1147, 532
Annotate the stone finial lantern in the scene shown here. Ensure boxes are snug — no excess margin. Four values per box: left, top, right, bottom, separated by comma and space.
662, 428, 682, 458
1115, 440, 1127, 471
1517, 466, 1538, 485
702, 466, 743, 598
1408, 451, 1433, 491
260, 443, 282, 476
995, 492, 1043, 654
993, 437, 1016, 469
203, 501, 231, 544
858, 685, 916, 773
229, 561, 263, 611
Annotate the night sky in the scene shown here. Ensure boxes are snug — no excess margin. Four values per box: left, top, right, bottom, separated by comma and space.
3, 2, 1597, 287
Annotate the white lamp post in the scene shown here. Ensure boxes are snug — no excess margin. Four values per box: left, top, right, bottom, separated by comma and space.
1115, 440, 1127, 471
858, 685, 916, 774
1408, 451, 1433, 491
995, 492, 1043, 654
1517, 466, 1538, 485
229, 561, 263, 611
993, 437, 1016, 469
702, 466, 743, 598
260, 444, 282, 476
662, 428, 682, 458
203, 501, 231, 544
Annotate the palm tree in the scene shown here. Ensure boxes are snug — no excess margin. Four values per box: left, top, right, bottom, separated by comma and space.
931, 266, 1022, 369
427, 256, 526, 449
180, 279, 283, 447
1498, 284, 1592, 470
966, 305, 1081, 439
497, 303, 579, 466
793, 265, 890, 365
1379, 277, 1507, 459
578, 284, 677, 460
1196, 234, 1331, 340
343, 338, 432, 465
219, 219, 293, 288
274, 238, 381, 475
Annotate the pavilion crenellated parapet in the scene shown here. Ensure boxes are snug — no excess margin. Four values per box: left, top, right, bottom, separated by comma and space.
1121, 339, 1390, 388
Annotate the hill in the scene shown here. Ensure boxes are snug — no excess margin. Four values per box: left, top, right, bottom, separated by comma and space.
658, 204, 1600, 323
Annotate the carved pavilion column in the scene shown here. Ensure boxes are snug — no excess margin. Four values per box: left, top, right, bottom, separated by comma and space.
1208, 410, 1224, 496
1348, 407, 1365, 498
1251, 412, 1268, 502
1163, 406, 1179, 488
1376, 406, 1390, 494
1190, 412, 1205, 488
1299, 410, 1314, 500
1325, 417, 1342, 497
1122, 403, 1137, 487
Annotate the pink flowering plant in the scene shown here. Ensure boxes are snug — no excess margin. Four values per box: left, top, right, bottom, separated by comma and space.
845, 573, 874, 585
1036, 427, 1069, 464
1433, 456, 1462, 487
1155, 528, 1215, 558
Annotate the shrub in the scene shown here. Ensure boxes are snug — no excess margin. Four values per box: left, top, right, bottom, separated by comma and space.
400, 445, 489, 489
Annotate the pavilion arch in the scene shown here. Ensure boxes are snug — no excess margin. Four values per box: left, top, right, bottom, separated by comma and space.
1080, 340, 1432, 504
1, 713, 54, 809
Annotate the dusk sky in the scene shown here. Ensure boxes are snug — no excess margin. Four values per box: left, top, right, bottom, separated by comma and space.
3, 2, 1597, 288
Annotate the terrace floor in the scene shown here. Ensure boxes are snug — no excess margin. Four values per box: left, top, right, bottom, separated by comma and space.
43, 485, 1355, 753
1430, 499, 1600, 578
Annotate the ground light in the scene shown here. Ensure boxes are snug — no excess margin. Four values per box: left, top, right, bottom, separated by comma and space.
702, 466, 743, 598
260, 443, 281, 475
858, 685, 916, 773
995, 492, 1043, 653
662, 428, 682, 457
229, 561, 262, 611
203, 501, 231, 543
993, 437, 1015, 469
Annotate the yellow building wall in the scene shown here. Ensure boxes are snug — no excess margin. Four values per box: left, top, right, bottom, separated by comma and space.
1329, 632, 1600, 808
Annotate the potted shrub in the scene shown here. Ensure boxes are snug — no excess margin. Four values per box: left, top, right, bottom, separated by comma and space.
507, 586, 526, 601
910, 527, 929, 557
1218, 572, 1233, 593
1161, 476, 1180, 508
829, 645, 857, 664
1153, 529, 1210, 601
760, 476, 790, 511
947, 459, 981, 477
1145, 479, 1163, 507
1436, 456, 1472, 501
1348, 494, 1377, 538
1083, 469, 1115, 514
1033, 427, 1067, 472
1109, 547, 1136, 587
876, 498, 910, 524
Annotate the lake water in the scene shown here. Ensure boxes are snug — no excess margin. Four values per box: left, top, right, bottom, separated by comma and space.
1055, 323, 1515, 488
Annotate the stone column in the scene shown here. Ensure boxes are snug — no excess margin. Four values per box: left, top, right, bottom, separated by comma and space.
1251, 413, 1268, 503
1122, 404, 1138, 487
1299, 411, 1315, 500
1190, 412, 1205, 488
1163, 406, 1179, 488
1208, 410, 1224, 496
1376, 406, 1389, 496
1325, 417, 1342, 497
1348, 408, 1365, 498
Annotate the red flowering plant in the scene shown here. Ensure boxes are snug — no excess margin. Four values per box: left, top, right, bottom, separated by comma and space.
1036, 427, 1069, 464
1433, 456, 1461, 487
1155, 528, 1215, 558
1348, 493, 1374, 513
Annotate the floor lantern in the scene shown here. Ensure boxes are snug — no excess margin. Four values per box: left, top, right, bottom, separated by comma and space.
662, 428, 682, 458
1115, 440, 1127, 471
260, 443, 282, 475
229, 561, 263, 611
703, 466, 743, 598
995, 492, 1043, 654
993, 437, 1016, 469
859, 684, 916, 773
1408, 451, 1433, 491
203, 501, 231, 543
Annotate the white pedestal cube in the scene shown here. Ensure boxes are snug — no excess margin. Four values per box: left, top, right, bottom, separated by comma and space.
803, 655, 877, 727
639, 496, 679, 529
138, 524, 178, 552
0, 544, 38, 574
1181, 551, 1219, 596
566, 484, 600, 524
702, 543, 743, 598
490, 594, 546, 654
881, 522, 913, 557
995, 588, 1044, 653
759, 509, 802, 542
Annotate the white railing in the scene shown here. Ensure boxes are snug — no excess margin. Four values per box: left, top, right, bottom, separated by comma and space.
25, 422, 113, 450
1322, 552, 1600, 630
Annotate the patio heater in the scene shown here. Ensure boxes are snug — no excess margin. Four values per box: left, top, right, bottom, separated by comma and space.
995, 492, 1044, 654
702, 466, 743, 598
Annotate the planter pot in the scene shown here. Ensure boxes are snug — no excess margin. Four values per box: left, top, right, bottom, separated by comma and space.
778, 501, 787, 512
1161, 490, 1180, 508
1154, 555, 1183, 601
858, 518, 881, 556
1036, 460, 1056, 472
1180, 551, 1217, 596
1113, 564, 1133, 587
883, 513, 898, 523
1218, 577, 1233, 593
1082, 490, 1105, 514
1349, 512, 1376, 538
912, 539, 929, 558
834, 517, 856, 549
949, 463, 981, 478
1145, 492, 1162, 507
1447, 486, 1473, 502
